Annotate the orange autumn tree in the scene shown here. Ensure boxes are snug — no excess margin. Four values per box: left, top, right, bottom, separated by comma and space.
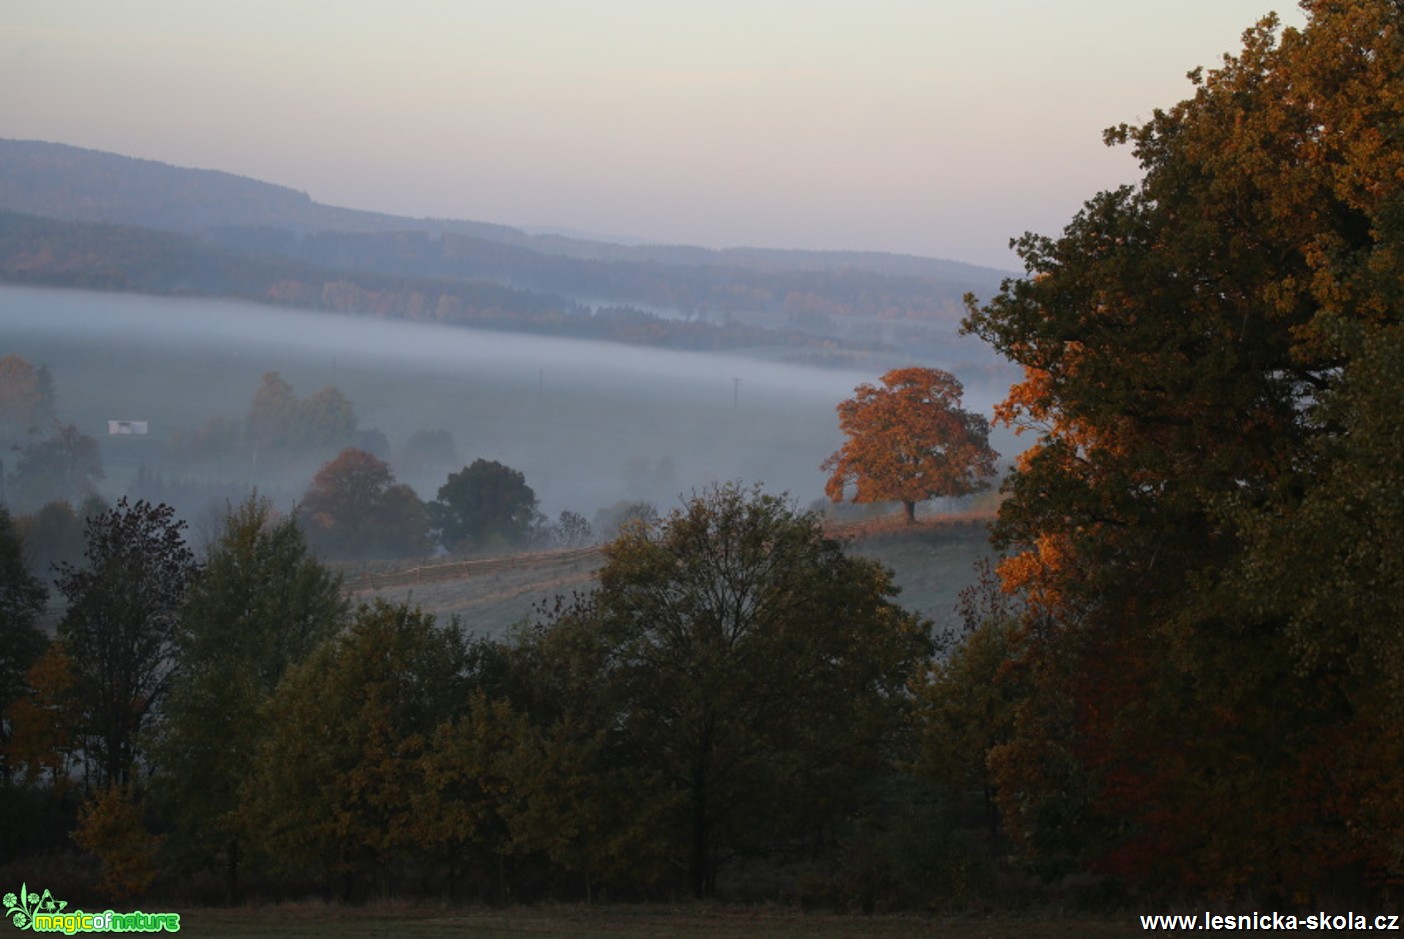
299, 448, 431, 560
823, 367, 997, 523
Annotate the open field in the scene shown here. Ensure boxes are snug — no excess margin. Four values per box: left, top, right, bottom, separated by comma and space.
345, 514, 996, 639
838, 513, 996, 634
181, 902, 1136, 938
343, 547, 606, 636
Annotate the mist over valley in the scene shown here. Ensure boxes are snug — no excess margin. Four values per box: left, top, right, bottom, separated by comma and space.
0, 141, 1017, 633
2, 285, 1014, 533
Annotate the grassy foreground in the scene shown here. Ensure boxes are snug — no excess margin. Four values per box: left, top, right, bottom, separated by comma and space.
179, 902, 1137, 938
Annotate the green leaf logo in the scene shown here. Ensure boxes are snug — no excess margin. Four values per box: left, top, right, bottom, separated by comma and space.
3, 883, 39, 930
3, 883, 67, 932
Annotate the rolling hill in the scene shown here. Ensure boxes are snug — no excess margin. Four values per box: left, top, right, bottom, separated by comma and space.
0, 138, 1012, 360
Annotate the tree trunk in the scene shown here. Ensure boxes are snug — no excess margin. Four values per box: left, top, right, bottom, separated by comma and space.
690, 760, 713, 898
902, 500, 916, 524
226, 837, 241, 906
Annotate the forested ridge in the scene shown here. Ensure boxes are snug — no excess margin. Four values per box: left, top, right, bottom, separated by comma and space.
0, 138, 1004, 358
0, 210, 850, 355
2, 0, 1403, 915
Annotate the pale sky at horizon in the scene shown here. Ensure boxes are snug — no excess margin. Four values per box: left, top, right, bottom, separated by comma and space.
2, 2, 1308, 270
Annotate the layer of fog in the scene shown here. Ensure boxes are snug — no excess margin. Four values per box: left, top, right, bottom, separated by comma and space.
1, 286, 1018, 528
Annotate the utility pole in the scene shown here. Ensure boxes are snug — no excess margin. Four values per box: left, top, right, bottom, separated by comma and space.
733, 378, 741, 409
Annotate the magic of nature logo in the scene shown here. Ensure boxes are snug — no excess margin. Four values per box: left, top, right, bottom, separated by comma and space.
3, 885, 179, 934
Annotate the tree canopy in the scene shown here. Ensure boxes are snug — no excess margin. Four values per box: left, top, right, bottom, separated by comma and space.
962, 0, 1404, 898
7, 424, 104, 513
246, 371, 357, 454
239, 600, 471, 893
156, 495, 346, 902
0, 355, 54, 445
55, 498, 197, 788
524, 483, 931, 896
299, 448, 430, 560
430, 459, 541, 552
823, 367, 997, 523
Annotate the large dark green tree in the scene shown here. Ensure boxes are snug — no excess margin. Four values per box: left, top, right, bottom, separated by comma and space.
239, 600, 471, 897
56, 498, 197, 788
524, 483, 931, 897
14, 499, 93, 585
156, 495, 346, 903
963, 0, 1404, 899
431, 459, 541, 552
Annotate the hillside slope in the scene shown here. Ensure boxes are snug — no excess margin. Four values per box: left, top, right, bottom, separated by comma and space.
346, 514, 994, 638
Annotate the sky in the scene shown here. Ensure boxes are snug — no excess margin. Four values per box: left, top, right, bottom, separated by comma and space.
2, 1, 1308, 270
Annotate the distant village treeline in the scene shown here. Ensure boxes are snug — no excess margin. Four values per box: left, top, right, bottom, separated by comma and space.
0, 210, 852, 356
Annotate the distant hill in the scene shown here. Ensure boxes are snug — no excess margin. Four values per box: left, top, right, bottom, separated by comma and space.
0, 209, 866, 357
0, 138, 524, 242
0, 138, 1014, 357
0, 139, 1010, 278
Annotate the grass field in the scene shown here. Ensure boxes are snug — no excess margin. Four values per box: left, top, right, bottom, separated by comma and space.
181, 902, 1138, 938
344, 514, 996, 639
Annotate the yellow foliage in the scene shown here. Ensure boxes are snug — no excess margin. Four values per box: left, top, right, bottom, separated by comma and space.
4, 645, 79, 791
71, 785, 164, 901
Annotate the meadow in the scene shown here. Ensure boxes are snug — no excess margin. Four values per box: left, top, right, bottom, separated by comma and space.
341, 514, 994, 639
179, 901, 1135, 939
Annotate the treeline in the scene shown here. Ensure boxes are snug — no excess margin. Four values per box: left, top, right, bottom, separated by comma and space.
282, 228, 970, 323
0, 211, 851, 355
0, 136, 1001, 329
0, 486, 1014, 910
0, 359, 370, 524
0, 357, 649, 562
0, 355, 105, 515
